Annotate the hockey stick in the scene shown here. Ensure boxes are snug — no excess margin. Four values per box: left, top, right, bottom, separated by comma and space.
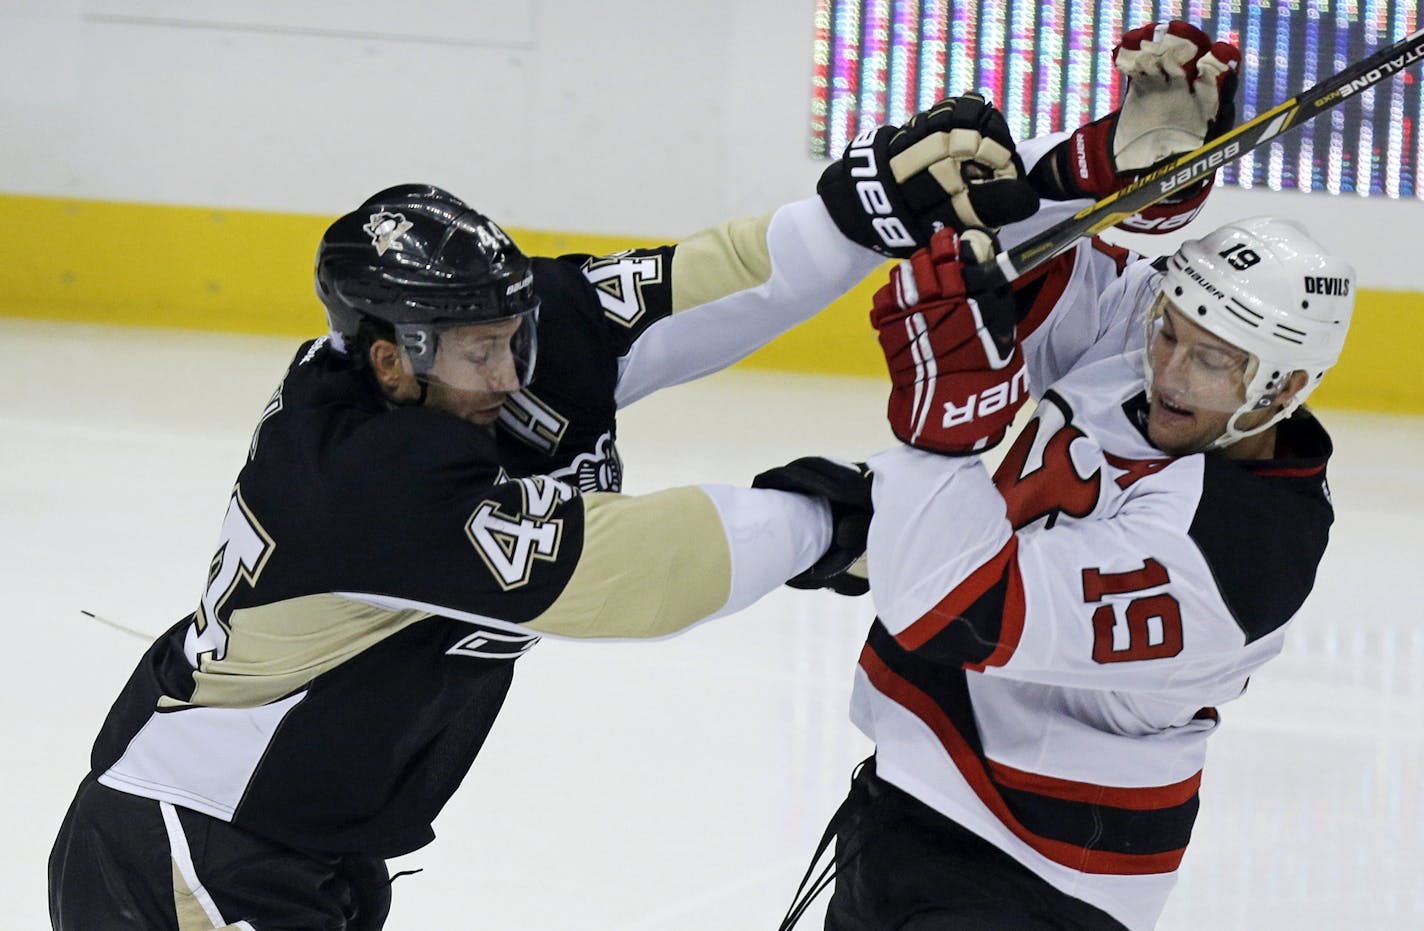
970, 24, 1424, 292
80, 609, 153, 642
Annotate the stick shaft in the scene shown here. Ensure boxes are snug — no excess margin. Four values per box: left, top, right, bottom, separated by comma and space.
975, 25, 1424, 291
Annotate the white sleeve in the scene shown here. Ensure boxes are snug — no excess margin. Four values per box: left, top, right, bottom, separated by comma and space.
963, 131, 1157, 393
698, 485, 832, 619
986, 131, 1160, 391
865, 445, 1014, 636
613, 198, 885, 408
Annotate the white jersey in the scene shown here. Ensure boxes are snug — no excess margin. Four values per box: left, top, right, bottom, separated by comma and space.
852, 239, 1335, 929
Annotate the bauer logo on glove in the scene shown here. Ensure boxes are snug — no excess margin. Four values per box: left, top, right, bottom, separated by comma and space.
871, 227, 1028, 456
1029, 20, 1240, 234
820, 94, 1040, 257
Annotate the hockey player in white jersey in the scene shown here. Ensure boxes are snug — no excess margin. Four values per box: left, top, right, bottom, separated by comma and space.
803, 199, 1352, 931
768, 20, 1354, 931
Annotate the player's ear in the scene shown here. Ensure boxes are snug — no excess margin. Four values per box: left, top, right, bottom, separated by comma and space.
1272, 370, 1311, 410
368, 339, 407, 393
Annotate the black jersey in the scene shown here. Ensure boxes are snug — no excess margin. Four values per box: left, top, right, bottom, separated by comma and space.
86, 199, 873, 857
92, 342, 587, 855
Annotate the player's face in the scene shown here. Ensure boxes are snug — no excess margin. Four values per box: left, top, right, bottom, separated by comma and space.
1146, 303, 1270, 454
424, 318, 528, 425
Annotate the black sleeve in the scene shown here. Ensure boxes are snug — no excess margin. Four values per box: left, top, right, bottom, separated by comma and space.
1189, 437, 1334, 644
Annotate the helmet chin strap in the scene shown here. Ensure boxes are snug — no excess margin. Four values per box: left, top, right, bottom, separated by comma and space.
1207, 392, 1291, 451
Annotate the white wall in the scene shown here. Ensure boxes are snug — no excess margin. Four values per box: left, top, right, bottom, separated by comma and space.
3, 0, 1422, 288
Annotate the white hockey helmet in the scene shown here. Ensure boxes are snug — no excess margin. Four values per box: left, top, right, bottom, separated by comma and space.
1150, 216, 1355, 448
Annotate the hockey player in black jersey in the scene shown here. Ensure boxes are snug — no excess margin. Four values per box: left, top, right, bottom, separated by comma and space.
46, 190, 866, 931
784, 26, 1362, 931
47, 94, 1050, 929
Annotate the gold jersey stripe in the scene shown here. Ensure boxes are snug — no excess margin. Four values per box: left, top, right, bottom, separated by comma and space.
170, 859, 211, 931
525, 487, 732, 638
669, 214, 775, 314
181, 594, 431, 709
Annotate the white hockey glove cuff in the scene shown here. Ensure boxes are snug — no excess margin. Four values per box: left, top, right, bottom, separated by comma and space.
1113, 21, 1241, 171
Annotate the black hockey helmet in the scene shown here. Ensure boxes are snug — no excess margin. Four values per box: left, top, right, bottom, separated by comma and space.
315, 183, 539, 384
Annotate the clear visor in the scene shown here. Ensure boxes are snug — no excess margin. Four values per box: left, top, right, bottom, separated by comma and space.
399, 306, 539, 394
1144, 293, 1262, 415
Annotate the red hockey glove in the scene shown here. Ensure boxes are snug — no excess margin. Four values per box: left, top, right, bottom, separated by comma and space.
819, 93, 1040, 257
1030, 21, 1240, 234
871, 228, 1027, 456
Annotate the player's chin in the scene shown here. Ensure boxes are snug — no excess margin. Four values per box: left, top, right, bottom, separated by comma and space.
460, 403, 507, 426
449, 392, 512, 427
1147, 400, 1204, 454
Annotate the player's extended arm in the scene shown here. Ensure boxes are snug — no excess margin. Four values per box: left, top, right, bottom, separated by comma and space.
612, 202, 881, 406
523, 467, 872, 638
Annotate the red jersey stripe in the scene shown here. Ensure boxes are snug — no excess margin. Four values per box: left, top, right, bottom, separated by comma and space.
859, 645, 1190, 876
985, 758, 1202, 810
895, 536, 1020, 653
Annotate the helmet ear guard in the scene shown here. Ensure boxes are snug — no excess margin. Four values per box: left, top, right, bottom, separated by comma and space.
396, 325, 435, 371
1149, 216, 1355, 449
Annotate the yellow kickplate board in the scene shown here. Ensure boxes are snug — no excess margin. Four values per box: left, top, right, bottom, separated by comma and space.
0, 192, 1417, 414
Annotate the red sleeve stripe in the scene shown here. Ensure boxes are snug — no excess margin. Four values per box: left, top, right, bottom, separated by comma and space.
964, 548, 1025, 672
894, 535, 1024, 664
1248, 463, 1326, 478
859, 645, 1190, 876
985, 759, 1201, 810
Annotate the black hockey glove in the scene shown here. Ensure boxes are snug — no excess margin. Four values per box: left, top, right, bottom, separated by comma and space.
753, 457, 873, 596
817, 93, 1040, 258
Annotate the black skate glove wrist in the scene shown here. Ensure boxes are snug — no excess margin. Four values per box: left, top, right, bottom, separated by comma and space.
817, 93, 1039, 258
752, 457, 873, 596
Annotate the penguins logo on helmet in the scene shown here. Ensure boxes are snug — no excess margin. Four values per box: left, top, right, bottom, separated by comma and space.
362, 212, 414, 256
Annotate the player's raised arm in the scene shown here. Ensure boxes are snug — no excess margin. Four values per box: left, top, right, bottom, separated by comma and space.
1017, 20, 1242, 241
611, 93, 1042, 406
